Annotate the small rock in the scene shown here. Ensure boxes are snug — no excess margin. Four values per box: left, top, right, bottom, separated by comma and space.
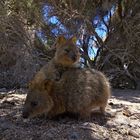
123, 108, 131, 117
109, 111, 117, 118
127, 130, 139, 138
114, 116, 130, 125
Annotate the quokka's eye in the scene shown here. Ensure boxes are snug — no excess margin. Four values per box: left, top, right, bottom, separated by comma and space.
31, 101, 38, 107
64, 49, 70, 53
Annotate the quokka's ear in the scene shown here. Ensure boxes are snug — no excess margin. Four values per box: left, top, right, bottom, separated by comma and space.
56, 35, 66, 45
70, 36, 77, 44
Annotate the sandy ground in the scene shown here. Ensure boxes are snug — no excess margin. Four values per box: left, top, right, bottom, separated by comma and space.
0, 89, 140, 140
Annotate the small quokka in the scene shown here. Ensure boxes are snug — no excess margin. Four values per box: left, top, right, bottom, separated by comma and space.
23, 68, 111, 119
31, 35, 80, 85
22, 35, 81, 118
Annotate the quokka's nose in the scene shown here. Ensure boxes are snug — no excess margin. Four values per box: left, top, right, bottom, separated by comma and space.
22, 111, 29, 118
71, 54, 77, 61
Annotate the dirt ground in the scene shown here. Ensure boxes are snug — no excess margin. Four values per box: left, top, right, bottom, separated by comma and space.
0, 89, 140, 140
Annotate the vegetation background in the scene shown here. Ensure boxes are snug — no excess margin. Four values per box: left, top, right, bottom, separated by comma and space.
0, 0, 140, 89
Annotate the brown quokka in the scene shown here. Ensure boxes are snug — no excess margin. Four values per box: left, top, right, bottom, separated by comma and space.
22, 35, 80, 118
23, 67, 111, 119
31, 35, 80, 85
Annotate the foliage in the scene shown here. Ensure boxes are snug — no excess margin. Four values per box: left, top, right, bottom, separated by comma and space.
0, 0, 140, 89
97, 0, 140, 89
0, 0, 46, 88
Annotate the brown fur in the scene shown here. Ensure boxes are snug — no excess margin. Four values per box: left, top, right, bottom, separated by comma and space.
31, 36, 80, 83
48, 68, 111, 119
23, 36, 111, 119
22, 36, 80, 118
23, 68, 111, 119
27, 35, 80, 95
